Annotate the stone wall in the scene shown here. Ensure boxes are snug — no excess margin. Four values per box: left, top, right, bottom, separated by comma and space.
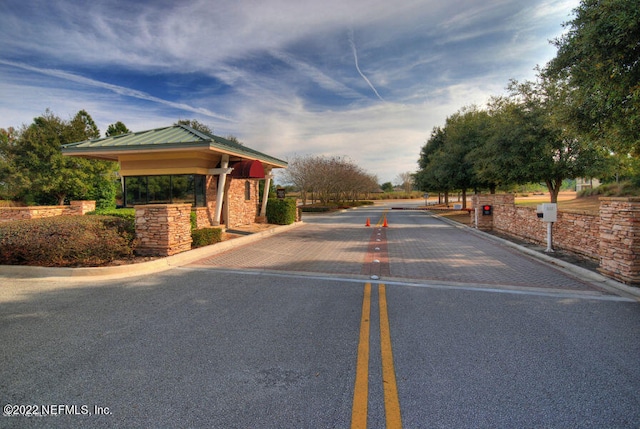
471, 194, 514, 231
598, 198, 640, 284
552, 210, 601, 260
491, 203, 600, 261
471, 194, 640, 285
0, 201, 96, 223
134, 204, 192, 256
226, 178, 260, 227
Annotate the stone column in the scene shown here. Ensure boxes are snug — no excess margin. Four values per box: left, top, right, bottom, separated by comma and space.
471, 194, 494, 230
134, 204, 193, 257
598, 197, 640, 285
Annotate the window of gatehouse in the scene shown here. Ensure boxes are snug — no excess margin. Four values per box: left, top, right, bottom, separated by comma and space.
124, 175, 206, 207
244, 181, 251, 201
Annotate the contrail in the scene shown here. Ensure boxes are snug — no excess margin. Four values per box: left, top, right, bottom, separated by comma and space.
0, 59, 235, 122
348, 30, 385, 102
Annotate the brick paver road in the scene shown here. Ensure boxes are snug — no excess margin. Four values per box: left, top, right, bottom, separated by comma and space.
191, 203, 613, 295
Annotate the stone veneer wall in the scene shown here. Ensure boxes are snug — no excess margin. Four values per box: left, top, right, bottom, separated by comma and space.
192, 175, 220, 229
471, 194, 640, 285
0, 200, 96, 222
134, 204, 192, 256
598, 197, 640, 284
471, 194, 514, 231
225, 178, 260, 228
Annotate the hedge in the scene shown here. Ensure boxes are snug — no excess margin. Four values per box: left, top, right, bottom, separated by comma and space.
266, 198, 297, 225
90, 207, 136, 222
0, 216, 136, 267
192, 228, 223, 247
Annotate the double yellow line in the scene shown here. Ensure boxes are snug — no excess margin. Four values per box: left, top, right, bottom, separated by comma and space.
374, 209, 390, 227
351, 283, 402, 429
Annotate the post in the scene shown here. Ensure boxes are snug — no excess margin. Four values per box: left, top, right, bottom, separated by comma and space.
260, 170, 272, 217
214, 154, 230, 225
545, 222, 554, 253
541, 203, 557, 253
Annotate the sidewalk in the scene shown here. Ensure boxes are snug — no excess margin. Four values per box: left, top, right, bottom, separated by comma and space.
0, 222, 304, 280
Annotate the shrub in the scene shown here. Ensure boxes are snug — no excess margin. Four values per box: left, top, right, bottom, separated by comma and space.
0, 216, 135, 267
578, 181, 640, 198
300, 206, 332, 213
190, 211, 198, 230
192, 228, 222, 247
266, 198, 297, 225
90, 207, 136, 222
89, 179, 118, 211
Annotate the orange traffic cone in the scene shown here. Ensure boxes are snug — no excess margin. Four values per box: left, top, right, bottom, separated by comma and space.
365, 218, 371, 227
382, 216, 388, 227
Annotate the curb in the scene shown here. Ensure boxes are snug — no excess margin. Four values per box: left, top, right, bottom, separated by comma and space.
0, 222, 304, 281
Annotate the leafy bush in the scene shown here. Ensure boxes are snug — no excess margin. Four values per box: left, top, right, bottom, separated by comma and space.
578, 181, 640, 197
89, 179, 118, 211
190, 211, 198, 230
300, 206, 332, 213
90, 207, 136, 221
0, 216, 136, 267
192, 228, 222, 247
266, 198, 297, 225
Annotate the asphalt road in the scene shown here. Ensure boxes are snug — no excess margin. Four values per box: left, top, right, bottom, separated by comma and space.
1, 203, 639, 428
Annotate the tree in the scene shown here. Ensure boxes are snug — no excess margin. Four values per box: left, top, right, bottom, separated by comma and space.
281, 154, 377, 205
0, 127, 17, 200
225, 135, 244, 146
106, 121, 131, 137
478, 77, 601, 202
2, 109, 119, 207
415, 127, 452, 204
67, 109, 100, 141
416, 107, 495, 208
381, 182, 394, 192
395, 172, 414, 193
175, 119, 213, 135
545, 0, 640, 156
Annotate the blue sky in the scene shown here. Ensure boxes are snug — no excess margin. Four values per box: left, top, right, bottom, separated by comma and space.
0, 0, 579, 184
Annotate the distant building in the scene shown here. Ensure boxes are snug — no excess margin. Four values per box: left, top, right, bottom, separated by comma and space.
575, 177, 601, 192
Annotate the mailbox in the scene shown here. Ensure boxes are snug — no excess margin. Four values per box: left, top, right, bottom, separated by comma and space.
539, 203, 557, 222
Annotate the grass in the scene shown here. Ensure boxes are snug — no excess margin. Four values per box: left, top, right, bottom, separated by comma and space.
433, 191, 602, 225
515, 192, 599, 215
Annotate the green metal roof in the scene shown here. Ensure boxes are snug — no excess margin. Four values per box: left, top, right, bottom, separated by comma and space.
61, 124, 288, 168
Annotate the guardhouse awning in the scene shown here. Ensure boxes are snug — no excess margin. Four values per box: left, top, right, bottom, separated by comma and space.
230, 160, 265, 178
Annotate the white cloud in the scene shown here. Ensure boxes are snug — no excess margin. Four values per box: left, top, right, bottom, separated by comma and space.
0, 0, 580, 183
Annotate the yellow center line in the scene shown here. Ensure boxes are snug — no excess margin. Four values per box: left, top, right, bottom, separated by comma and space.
379, 283, 402, 428
375, 209, 389, 227
351, 282, 371, 429
351, 283, 403, 429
